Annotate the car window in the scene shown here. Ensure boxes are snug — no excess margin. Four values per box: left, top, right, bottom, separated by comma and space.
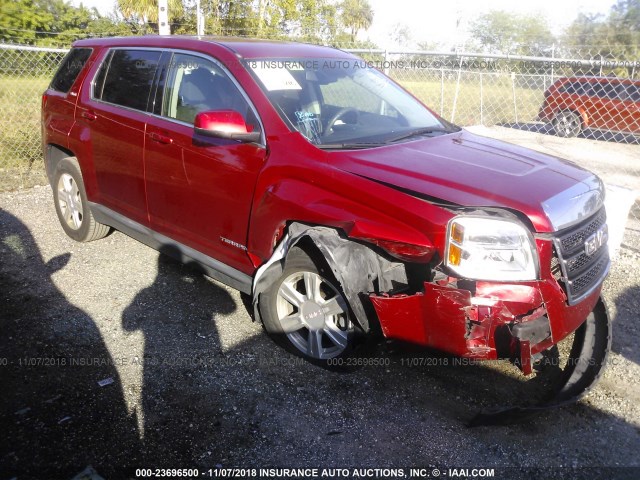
604, 82, 621, 99
150, 52, 169, 116
94, 49, 162, 111
591, 81, 618, 99
616, 83, 640, 102
558, 80, 591, 96
50, 48, 92, 93
248, 58, 445, 146
577, 82, 595, 96
162, 53, 256, 128
320, 76, 383, 115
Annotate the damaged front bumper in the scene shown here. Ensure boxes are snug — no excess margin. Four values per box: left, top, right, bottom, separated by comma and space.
370, 277, 603, 375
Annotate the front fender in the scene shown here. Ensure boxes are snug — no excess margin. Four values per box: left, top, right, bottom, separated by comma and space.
252, 224, 407, 333
247, 176, 449, 264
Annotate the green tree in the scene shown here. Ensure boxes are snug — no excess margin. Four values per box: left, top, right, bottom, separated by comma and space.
339, 0, 374, 42
0, 0, 55, 44
0, 0, 134, 46
0, 0, 371, 48
197, 0, 337, 41
609, 0, 640, 55
563, 0, 639, 75
297, 0, 338, 42
563, 12, 608, 48
117, 0, 184, 33
469, 10, 555, 55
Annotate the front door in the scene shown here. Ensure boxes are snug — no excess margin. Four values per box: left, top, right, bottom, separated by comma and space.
144, 52, 266, 274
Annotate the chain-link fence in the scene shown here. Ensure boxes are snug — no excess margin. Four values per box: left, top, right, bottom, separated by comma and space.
346, 48, 639, 138
357, 48, 640, 226
1, 42, 638, 199
0, 44, 67, 190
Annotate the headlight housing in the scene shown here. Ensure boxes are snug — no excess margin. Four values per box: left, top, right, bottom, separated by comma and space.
444, 216, 538, 281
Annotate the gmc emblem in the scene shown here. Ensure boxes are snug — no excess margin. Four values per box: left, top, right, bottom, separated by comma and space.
584, 224, 608, 256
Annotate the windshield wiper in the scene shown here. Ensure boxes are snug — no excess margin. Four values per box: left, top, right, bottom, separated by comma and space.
384, 126, 459, 144
315, 126, 460, 150
316, 142, 385, 150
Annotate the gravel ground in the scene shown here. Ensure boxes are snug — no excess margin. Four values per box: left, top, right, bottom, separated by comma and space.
1, 129, 640, 480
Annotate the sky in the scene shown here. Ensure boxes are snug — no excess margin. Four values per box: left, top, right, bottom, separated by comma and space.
72, 0, 617, 48
365, 0, 617, 48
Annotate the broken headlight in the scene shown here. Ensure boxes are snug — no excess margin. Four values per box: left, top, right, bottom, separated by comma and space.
444, 216, 538, 281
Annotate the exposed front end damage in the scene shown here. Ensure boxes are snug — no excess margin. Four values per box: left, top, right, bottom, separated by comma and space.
252, 210, 611, 424
370, 278, 598, 376
368, 228, 612, 425
369, 202, 610, 383
252, 223, 412, 334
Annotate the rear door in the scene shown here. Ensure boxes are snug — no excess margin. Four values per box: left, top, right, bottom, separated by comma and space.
144, 51, 267, 273
77, 48, 162, 225
586, 81, 617, 130
42, 47, 94, 168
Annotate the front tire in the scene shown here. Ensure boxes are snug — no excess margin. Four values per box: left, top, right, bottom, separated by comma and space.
552, 110, 582, 138
260, 247, 354, 365
52, 157, 110, 242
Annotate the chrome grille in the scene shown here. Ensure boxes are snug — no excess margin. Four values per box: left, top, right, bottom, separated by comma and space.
566, 251, 593, 274
553, 207, 610, 305
559, 209, 607, 254
570, 254, 609, 296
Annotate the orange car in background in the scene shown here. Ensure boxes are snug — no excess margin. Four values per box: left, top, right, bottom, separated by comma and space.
539, 75, 640, 137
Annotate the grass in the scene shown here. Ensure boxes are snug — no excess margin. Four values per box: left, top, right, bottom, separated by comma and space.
394, 71, 545, 126
311, 69, 546, 127
0, 75, 50, 190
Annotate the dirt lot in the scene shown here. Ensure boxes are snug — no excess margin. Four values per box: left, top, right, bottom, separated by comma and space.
1, 129, 640, 480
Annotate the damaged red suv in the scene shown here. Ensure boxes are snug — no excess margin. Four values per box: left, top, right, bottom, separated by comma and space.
42, 37, 611, 404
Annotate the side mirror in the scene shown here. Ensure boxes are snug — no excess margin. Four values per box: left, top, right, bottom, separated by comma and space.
194, 110, 261, 143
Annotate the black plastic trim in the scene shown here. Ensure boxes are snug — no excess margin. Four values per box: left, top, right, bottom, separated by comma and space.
89, 202, 252, 294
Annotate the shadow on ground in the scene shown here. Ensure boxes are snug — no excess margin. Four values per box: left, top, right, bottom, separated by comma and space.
612, 284, 640, 365
121, 245, 238, 464
0, 209, 141, 478
2, 206, 640, 478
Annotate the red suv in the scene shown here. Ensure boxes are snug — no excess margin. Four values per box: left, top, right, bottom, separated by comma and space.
539, 75, 640, 137
42, 37, 611, 398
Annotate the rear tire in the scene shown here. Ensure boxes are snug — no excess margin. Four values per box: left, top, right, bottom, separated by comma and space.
52, 157, 110, 242
552, 110, 582, 138
259, 247, 354, 366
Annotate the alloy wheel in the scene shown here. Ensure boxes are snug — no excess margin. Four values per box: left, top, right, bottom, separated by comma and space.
275, 270, 351, 359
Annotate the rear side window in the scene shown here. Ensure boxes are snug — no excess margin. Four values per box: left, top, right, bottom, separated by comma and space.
94, 49, 162, 111
591, 82, 618, 99
50, 48, 92, 93
615, 83, 640, 102
560, 81, 592, 96
558, 81, 576, 94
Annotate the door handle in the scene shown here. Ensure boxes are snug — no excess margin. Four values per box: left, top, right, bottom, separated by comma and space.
80, 110, 97, 121
149, 132, 173, 144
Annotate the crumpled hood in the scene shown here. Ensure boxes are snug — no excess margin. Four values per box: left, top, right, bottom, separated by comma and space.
335, 129, 602, 232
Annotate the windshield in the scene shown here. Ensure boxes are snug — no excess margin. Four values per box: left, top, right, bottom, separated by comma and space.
246, 58, 456, 148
